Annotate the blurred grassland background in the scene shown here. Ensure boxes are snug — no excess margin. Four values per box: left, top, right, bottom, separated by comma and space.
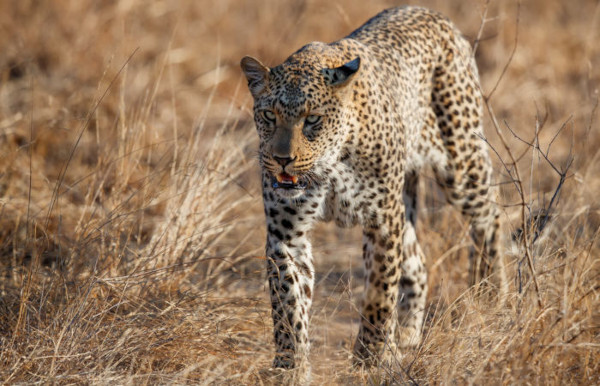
0, 0, 598, 383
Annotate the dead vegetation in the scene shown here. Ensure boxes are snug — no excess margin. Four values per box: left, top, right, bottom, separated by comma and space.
0, 0, 598, 384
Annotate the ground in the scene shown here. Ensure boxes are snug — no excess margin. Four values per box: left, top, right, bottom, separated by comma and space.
0, 0, 599, 384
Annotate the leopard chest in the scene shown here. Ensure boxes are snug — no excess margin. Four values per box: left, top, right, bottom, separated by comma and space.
320, 159, 386, 228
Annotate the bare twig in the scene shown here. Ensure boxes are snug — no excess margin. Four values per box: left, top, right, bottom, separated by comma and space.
472, 0, 491, 56
486, 104, 543, 307
546, 115, 572, 158
485, 0, 521, 102
474, 0, 546, 307
503, 117, 574, 244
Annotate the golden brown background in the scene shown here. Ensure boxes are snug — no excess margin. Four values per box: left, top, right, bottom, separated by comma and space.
1, 0, 598, 383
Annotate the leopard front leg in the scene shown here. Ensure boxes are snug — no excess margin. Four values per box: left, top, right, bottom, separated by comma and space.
354, 211, 405, 366
263, 192, 321, 375
266, 237, 314, 371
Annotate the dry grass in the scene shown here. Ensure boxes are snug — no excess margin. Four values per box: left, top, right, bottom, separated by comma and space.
0, 0, 598, 384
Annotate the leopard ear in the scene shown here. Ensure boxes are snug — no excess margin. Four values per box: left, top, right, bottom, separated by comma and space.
323, 57, 360, 86
241, 56, 270, 98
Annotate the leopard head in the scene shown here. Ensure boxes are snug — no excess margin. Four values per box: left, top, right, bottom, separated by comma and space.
241, 45, 360, 198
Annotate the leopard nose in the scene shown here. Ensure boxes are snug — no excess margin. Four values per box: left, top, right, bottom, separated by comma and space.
273, 156, 295, 167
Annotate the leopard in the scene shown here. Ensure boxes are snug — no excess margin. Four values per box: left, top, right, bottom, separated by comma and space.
241, 5, 507, 378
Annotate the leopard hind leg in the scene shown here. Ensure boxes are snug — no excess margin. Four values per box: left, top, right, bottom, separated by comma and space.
397, 170, 428, 348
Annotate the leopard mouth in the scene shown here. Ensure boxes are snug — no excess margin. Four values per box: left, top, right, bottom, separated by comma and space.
272, 172, 308, 190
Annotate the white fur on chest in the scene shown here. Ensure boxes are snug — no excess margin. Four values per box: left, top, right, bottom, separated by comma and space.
320, 161, 379, 228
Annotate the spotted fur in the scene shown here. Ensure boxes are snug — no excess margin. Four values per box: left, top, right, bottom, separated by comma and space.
241, 6, 506, 374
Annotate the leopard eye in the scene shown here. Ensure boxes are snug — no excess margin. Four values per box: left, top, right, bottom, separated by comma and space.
305, 115, 322, 125
261, 110, 276, 123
